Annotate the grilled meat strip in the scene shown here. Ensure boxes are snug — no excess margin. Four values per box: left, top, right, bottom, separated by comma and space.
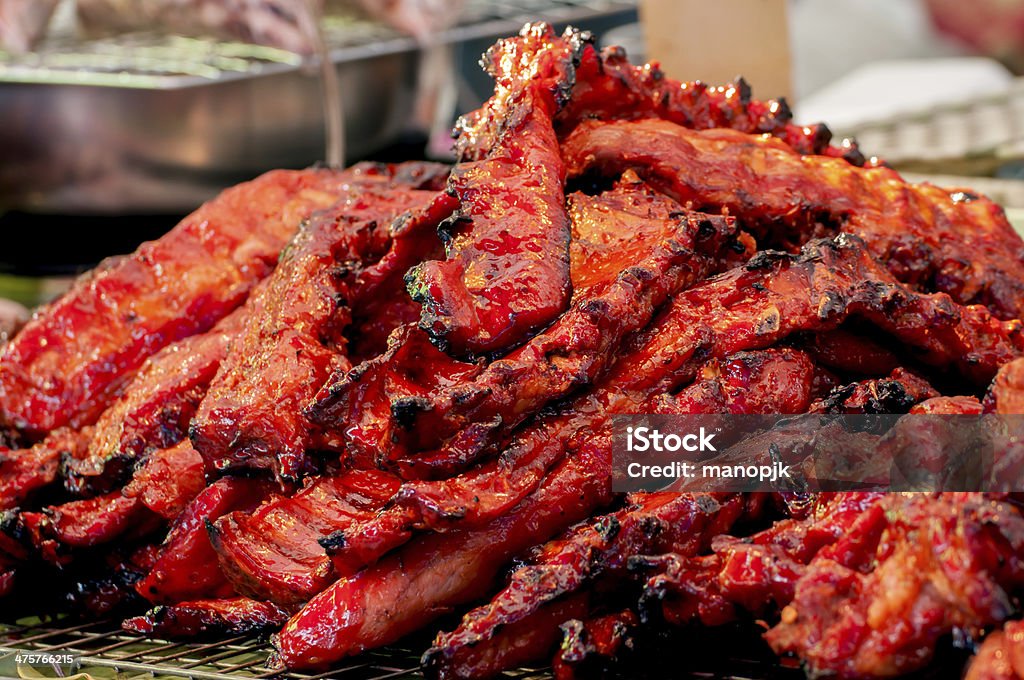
270, 430, 612, 670
122, 440, 208, 520
135, 477, 273, 604
563, 119, 1024, 319
63, 300, 253, 497
22, 491, 160, 566
637, 492, 885, 628
407, 24, 581, 355
208, 468, 401, 605
0, 427, 89, 509
558, 42, 863, 164
456, 26, 862, 164
192, 169, 451, 481
0, 166, 365, 435
315, 185, 740, 472
423, 493, 750, 680
422, 351, 809, 679
324, 348, 813, 578
606, 235, 1023, 391
124, 597, 290, 638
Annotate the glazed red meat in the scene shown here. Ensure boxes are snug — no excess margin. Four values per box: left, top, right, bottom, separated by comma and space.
563, 119, 1024, 319
22, 491, 160, 566
64, 300, 252, 497
135, 477, 272, 604
271, 433, 611, 670
799, 328, 904, 377
988, 357, 1024, 414
766, 493, 1024, 677
555, 39, 863, 163
121, 440, 208, 520
423, 493, 750, 680
408, 24, 580, 355
192, 170, 450, 481
0, 427, 89, 509
209, 468, 401, 605
315, 192, 740, 472
124, 597, 290, 637
0, 166, 365, 435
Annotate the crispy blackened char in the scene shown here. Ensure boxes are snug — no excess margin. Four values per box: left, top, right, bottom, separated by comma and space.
808, 368, 939, 414
0, 167, 364, 435
192, 164, 450, 480
563, 119, 1024, 319
408, 24, 580, 355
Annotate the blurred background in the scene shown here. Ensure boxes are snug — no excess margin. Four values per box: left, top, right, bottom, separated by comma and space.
2, 0, 1024, 312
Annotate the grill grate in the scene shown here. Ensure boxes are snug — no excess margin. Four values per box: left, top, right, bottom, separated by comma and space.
0, 616, 551, 680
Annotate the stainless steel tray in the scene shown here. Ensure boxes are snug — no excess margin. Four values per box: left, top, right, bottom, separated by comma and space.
0, 0, 638, 214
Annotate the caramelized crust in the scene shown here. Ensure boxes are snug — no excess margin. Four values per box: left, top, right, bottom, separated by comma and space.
563, 119, 1024, 319
0, 167, 366, 434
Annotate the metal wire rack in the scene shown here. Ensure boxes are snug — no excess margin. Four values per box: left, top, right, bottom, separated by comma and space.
0, 615, 552, 680
0, 613, 831, 680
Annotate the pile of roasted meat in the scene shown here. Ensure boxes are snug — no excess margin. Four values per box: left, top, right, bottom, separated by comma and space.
5, 22, 1024, 680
